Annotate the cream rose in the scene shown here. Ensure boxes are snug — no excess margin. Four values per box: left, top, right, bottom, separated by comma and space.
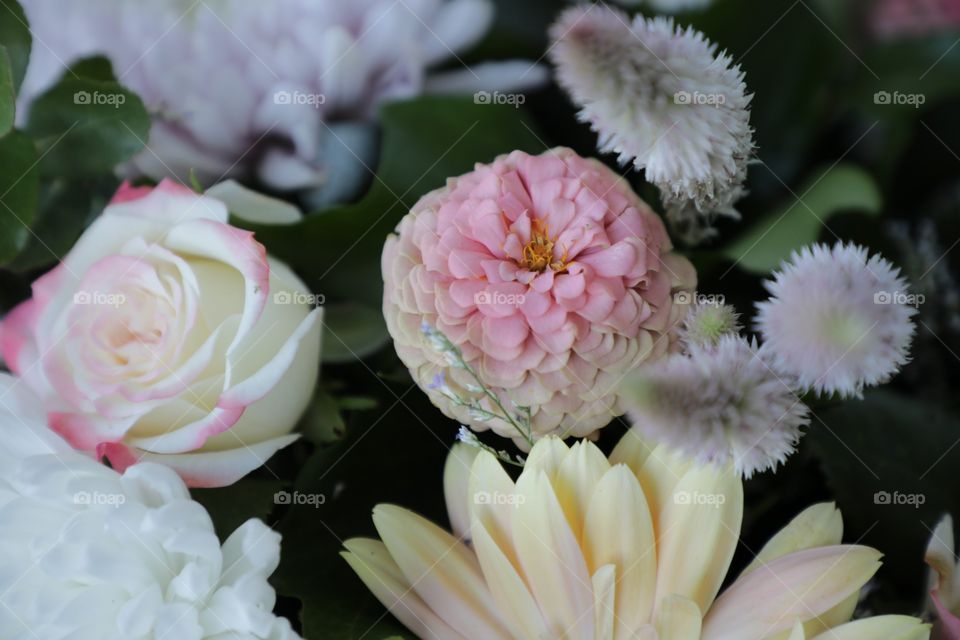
0, 180, 322, 487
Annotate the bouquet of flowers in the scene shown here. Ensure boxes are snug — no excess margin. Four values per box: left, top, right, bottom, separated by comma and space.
0, 0, 958, 638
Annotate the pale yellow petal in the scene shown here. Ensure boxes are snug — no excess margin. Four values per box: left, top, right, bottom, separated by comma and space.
524, 435, 570, 481
809, 615, 930, 640
472, 517, 552, 639
583, 465, 658, 635
593, 564, 617, 640
701, 545, 883, 640
925, 514, 955, 597
554, 440, 611, 538
468, 449, 521, 569
445, 443, 483, 540
609, 429, 655, 477
513, 469, 595, 639
342, 538, 468, 640
655, 595, 702, 640
744, 503, 843, 576
633, 441, 695, 528
787, 620, 806, 640
373, 505, 511, 639
655, 464, 743, 614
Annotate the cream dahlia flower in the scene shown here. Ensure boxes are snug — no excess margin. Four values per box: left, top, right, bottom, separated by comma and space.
20, 0, 541, 190
343, 432, 928, 639
622, 334, 808, 478
756, 243, 917, 398
925, 514, 960, 639
382, 148, 696, 445
0, 375, 299, 640
549, 5, 754, 244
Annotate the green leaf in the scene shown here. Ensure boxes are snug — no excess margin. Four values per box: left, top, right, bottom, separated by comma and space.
274, 389, 453, 640
247, 96, 544, 307
0, 47, 14, 136
7, 176, 117, 272
808, 390, 960, 601
25, 74, 150, 177
300, 387, 347, 445
321, 302, 391, 363
191, 477, 285, 540
722, 164, 882, 273
0, 129, 38, 264
68, 56, 117, 82
0, 0, 31, 92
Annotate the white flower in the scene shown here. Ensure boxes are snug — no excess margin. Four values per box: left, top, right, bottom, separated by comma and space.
621, 335, 809, 477
0, 180, 322, 487
19, 0, 544, 190
548, 5, 753, 243
756, 243, 917, 398
0, 375, 300, 640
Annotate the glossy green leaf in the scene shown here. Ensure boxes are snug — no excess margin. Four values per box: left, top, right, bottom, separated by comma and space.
723, 164, 882, 273
0, 47, 14, 136
321, 302, 391, 363
0, 129, 38, 264
26, 73, 150, 177
0, 0, 30, 92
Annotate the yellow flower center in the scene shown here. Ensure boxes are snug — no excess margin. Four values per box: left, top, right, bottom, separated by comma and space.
522, 220, 569, 273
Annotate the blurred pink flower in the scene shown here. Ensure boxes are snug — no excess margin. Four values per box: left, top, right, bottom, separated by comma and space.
872, 0, 960, 38
382, 147, 696, 445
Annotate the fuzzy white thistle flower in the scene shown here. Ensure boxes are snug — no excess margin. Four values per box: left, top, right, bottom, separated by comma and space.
548, 5, 753, 243
621, 335, 808, 477
679, 299, 742, 348
0, 375, 300, 640
756, 243, 917, 398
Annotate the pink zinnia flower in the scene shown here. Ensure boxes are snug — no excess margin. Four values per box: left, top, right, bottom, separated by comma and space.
382, 148, 696, 445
